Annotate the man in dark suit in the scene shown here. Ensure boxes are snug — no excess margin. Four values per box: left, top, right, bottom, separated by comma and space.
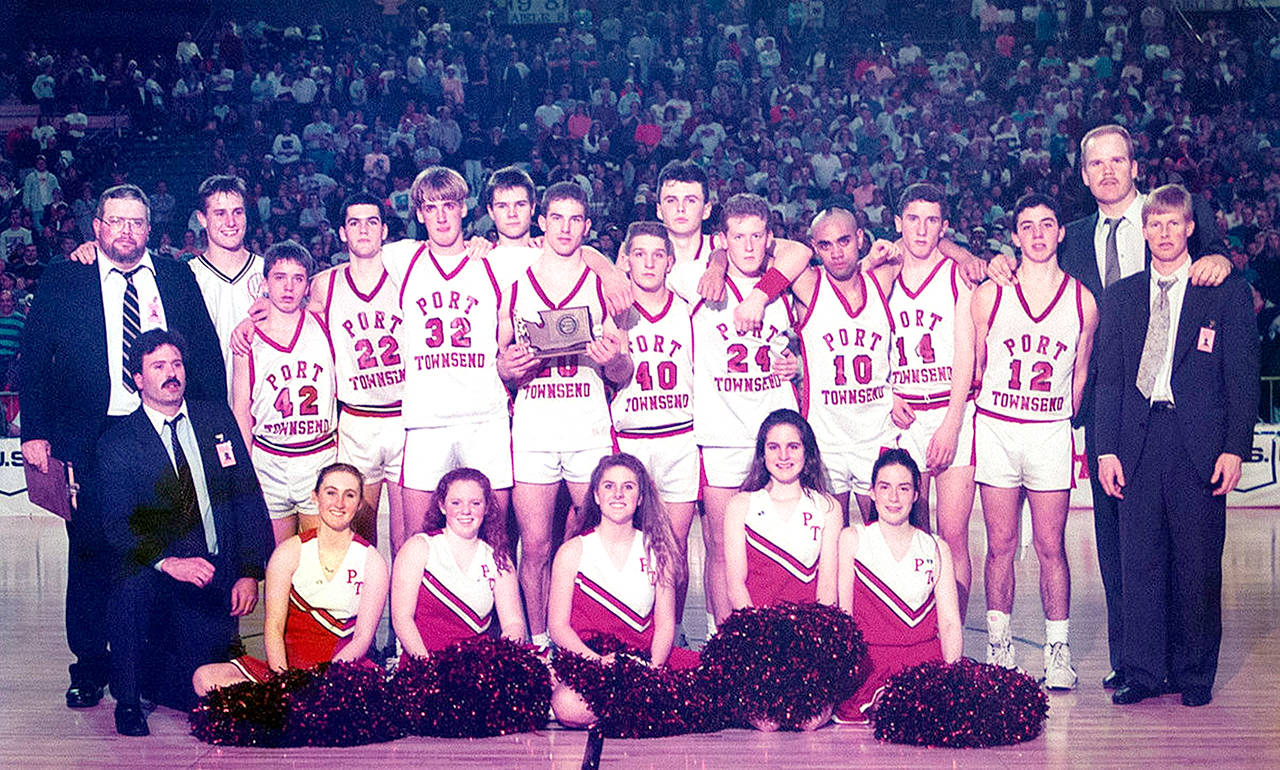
19, 184, 225, 710
1056, 125, 1231, 691
1095, 184, 1258, 708
97, 329, 270, 735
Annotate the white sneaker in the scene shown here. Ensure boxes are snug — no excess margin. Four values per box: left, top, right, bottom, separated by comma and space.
987, 636, 1016, 669
1042, 642, 1078, 690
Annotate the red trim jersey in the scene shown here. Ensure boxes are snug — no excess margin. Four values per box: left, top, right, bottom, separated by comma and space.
509, 266, 613, 450
888, 259, 962, 410
838, 523, 943, 717
323, 265, 405, 416
743, 488, 827, 607
976, 275, 1084, 423
395, 243, 506, 428
611, 292, 694, 438
568, 528, 659, 651
796, 270, 896, 449
691, 277, 797, 447
232, 529, 373, 680
411, 530, 503, 652
248, 310, 337, 455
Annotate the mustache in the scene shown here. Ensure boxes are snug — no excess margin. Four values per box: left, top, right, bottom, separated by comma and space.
162, 377, 182, 389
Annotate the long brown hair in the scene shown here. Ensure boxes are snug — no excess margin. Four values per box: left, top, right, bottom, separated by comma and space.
425, 467, 512, 571
571, 453, 685, 586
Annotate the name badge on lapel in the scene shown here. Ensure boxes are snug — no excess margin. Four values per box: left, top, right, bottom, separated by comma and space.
214, 433, 236, 467
1197, 324, 1216, 354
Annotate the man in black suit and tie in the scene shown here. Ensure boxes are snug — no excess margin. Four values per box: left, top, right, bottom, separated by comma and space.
19, 184, 225, 710
1095, 184, 1258, 708
97, 329, 270, 735
1056, 125, 1231, 691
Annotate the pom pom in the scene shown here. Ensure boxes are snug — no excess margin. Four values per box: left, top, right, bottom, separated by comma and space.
190, 667, 316, 746
552, 634, 724, 738
699, 603, 868, 730
284, 661, 401, 746
870, 658, 1049, 747
389, 637, 551, 738
428, 636, 551, 737
387, 653, 442, 737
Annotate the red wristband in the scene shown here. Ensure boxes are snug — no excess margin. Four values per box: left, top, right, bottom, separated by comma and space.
756, 267, 789, 302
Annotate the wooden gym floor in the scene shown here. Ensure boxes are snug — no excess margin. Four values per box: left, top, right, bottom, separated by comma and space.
1, 506, 1278, 768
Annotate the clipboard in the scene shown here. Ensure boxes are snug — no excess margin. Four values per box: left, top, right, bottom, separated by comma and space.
25, 456, 77, 520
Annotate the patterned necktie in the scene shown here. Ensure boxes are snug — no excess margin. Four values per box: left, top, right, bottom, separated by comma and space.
166, 414, 208, 555
1103, 217, 1122, 289
119, 266, 143, 392
1136, 277, 1178, 400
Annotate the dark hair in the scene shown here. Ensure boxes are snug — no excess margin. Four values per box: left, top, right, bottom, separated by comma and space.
718, 193, 771, 232
866, 449, 921, 523
657, 160, 709, 201
128, 328, 187, 377
96, 184, 150, 222
896, 183, 948, 221
197, 175, 248, 212
541, 180, 588, 215
314, 462, 365, 496
622, 221, 674, 257
484, 165, 536, 210
425, 467, 513, 571
263, 239, 314, 277
341, 191, 386, 223
572, 453, 684, 585
1012, 193, 1061, 226
742, 409, 830, 495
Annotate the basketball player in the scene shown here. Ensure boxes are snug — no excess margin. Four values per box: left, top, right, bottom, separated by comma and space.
883, 183, 979, 618
497, 182, 632, 646
970, 194, 1096, 688
611, 221, 698, 624
69, 175, 264, 398
306, 193, 405, 546
791, 208, 901, 521
232, 241, 337, 544
484, 165, 633, 315
656, 160, 728, 302
379, 167, 515, 555
689, 193, 801, 625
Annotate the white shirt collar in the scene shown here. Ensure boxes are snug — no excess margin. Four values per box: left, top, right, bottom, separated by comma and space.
141, 400, 190, 439
97, 248, 156, 284
1150, 256, 1191, 289
1097, 191, 1146, 232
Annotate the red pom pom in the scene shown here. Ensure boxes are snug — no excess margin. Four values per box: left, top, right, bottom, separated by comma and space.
870, 658, 1049, 747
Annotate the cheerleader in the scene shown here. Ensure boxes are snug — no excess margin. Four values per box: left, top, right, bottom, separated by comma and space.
724, 409, 842, 611
834, 449, 963, 723
391, 467, 527, 656
193, 464, 389, 693
548, 453, 692, 727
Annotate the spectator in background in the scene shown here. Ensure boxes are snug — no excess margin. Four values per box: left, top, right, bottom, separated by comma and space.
0, 289, 23, 388
1, 209, 32, 264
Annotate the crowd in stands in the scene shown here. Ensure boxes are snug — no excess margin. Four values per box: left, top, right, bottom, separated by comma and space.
0, 0, 1279, 397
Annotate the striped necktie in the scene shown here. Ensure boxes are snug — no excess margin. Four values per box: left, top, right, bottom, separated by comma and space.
118, 265, 143, 392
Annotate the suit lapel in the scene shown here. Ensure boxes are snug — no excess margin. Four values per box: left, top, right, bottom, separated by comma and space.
1129, 275, 1152, 366
1171, 284, 1202, 371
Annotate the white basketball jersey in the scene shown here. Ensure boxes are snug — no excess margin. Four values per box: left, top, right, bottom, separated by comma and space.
397, 244, 507, 428
797, 270, 896, 447
248, 311, 337, 454
509, 266, 613, 450
322, 265, 405, 414
487, 243, 540, 294
691, 277, 797, 448
667, 233, 716, 301
888, 259, 961, 409
612, 292, 694, 437
976, 274, 1084, 422
189, 253, 265, 394
292, 534, 375, 623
